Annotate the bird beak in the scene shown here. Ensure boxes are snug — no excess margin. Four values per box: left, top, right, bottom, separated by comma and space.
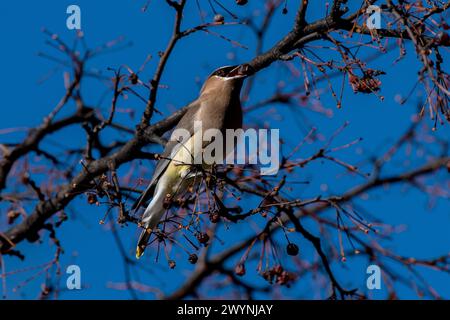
227, 64, 251, 79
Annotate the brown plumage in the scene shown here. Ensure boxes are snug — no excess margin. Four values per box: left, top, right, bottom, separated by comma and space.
133, 65, 249, 258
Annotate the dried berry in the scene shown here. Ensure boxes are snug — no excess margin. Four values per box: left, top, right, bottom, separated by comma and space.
87, 193, 98, 205
262, 270, 273, 283
129, 73, 138, 84
168, 260, 176, 269
214, 14, 225, 23
188, 254, 198, 264
196, 232, 210, 245
209, 211, 220, 223
286, 243, 299, 256
272, 265, 283, 275
348, 73, 381, 93
277, 271, 296, 286
235, 263, 246, 276
436, 32, 450, 46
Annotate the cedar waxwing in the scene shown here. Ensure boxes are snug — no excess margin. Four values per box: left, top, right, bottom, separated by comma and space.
133, 64, 250, 258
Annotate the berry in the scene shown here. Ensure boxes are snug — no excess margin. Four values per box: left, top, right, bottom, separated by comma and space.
197, 232, 210, 245
235, 263, 246, 276
209, 211, 220, 223
286, 243, 299, 256
87, 193, 98, 205
214, 14, 224, 23
188, 254, 198, 264
129, 73, 138, 84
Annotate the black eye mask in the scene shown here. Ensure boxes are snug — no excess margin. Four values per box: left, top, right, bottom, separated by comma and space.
227, 64, 250, 77
213, 64, 251, 78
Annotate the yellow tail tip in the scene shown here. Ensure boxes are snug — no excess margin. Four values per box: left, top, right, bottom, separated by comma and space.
136, 246, 144, 259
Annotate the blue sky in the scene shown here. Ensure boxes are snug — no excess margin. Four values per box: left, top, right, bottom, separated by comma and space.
0, 1, 449, 299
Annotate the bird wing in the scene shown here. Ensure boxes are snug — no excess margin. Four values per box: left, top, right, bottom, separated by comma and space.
132, 100, 202, 212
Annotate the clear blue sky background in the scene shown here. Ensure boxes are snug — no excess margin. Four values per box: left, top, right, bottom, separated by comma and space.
0, 1, 448, 299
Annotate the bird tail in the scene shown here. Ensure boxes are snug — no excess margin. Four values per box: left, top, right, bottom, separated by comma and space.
136, 228, 152, 259
135, 189, 166, 259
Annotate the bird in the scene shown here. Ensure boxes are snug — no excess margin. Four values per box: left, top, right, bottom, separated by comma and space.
133, 64, 250, 258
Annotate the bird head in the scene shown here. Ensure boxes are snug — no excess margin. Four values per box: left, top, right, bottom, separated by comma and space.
200, 64, 251, 95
